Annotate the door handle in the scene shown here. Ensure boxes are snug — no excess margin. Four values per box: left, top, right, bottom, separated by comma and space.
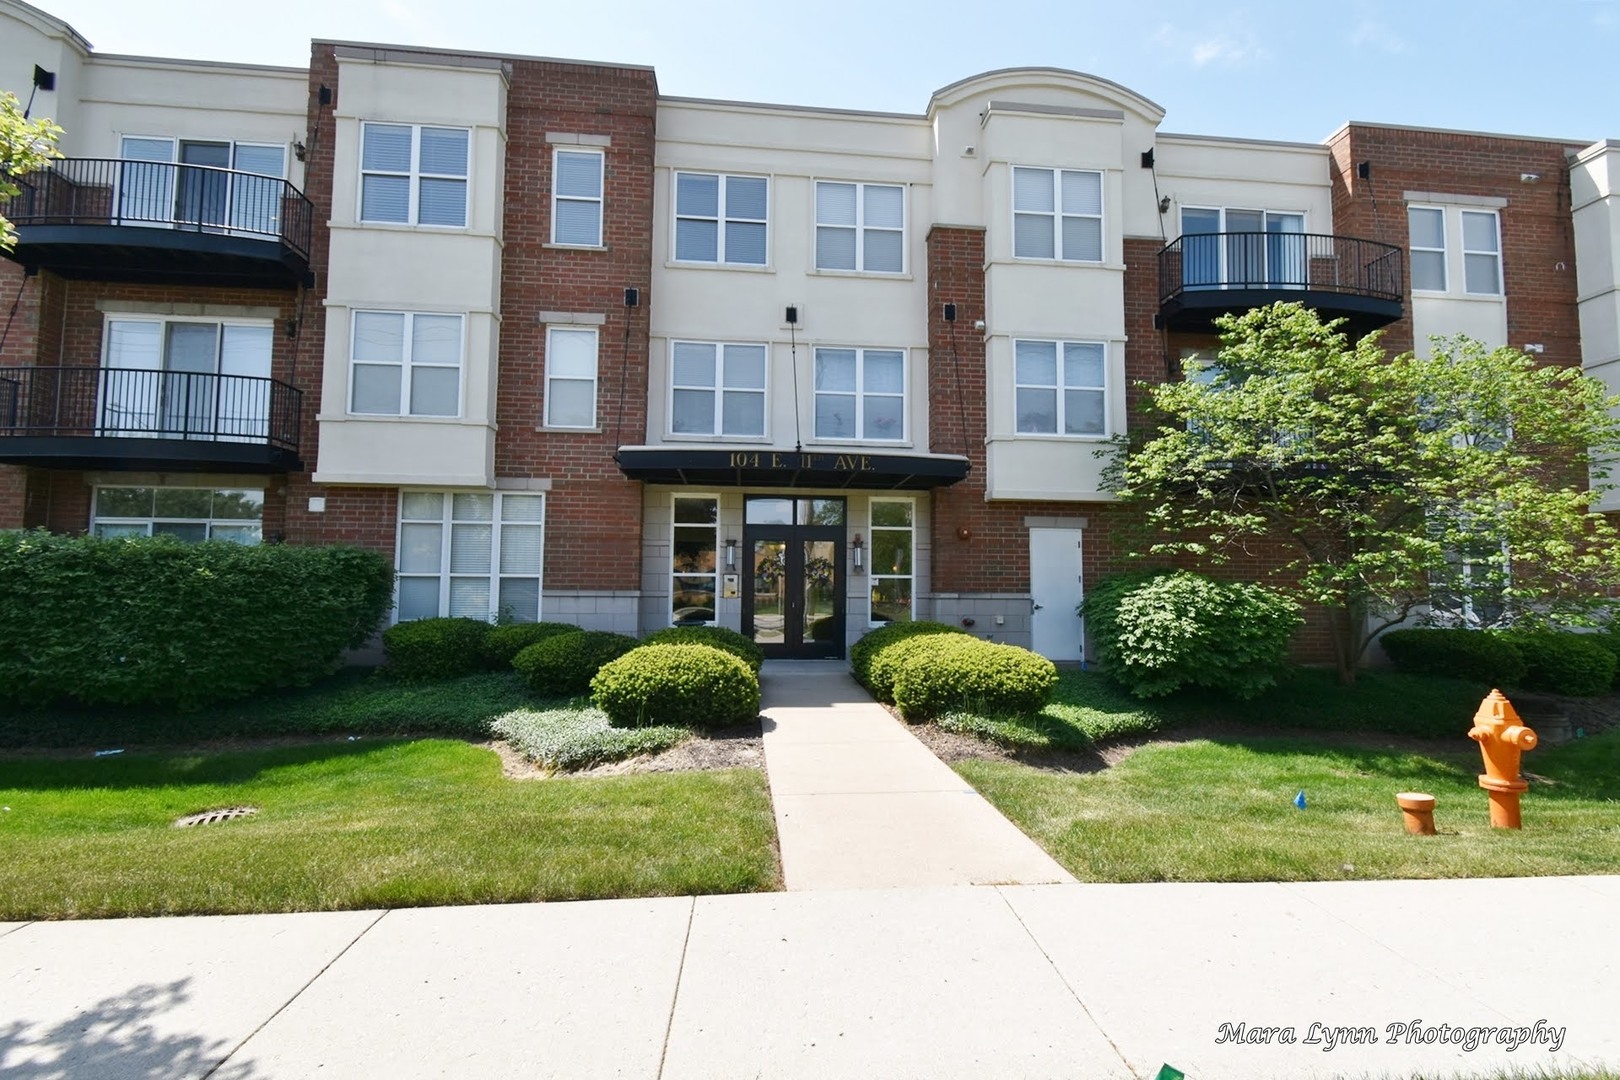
1031, 601, 1043, 612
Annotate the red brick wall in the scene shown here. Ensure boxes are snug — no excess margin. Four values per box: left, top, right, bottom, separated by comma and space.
493, 57, 657, 591
1328, 124, 1584, 367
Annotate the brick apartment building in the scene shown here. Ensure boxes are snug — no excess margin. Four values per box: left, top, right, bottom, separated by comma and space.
2, 0, 1617, 664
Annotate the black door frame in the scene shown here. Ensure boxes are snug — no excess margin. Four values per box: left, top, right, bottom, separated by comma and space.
742, 522, 846, 659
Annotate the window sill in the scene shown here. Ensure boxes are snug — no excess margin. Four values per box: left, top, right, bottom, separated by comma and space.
544, 242, 609, 252
807, 268, 912, 281
328, 413, 475, 424
1002, 256, 1118, 270
664, 260, 774, 274
807, 438, 912, 449
1005, 432, 1110, 443
534, 424, 604, 434
1411, 289, 1505, 302
663, 433, 772, 443
345, 220, 475, 234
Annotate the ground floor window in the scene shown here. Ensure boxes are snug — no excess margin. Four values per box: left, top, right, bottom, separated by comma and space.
396, 491, 545, 622
92, 486, 264, 543
868, 498, 913, 624
672, 495, 719, 625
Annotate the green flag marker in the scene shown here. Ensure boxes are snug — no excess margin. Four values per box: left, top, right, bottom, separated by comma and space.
1155, 1066, 1186, 1080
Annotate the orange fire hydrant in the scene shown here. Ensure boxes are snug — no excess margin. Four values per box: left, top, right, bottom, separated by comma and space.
1467, 689, 1538, 829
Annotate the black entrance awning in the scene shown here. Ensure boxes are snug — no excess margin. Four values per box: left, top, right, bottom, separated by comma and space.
615, 447, 970, 489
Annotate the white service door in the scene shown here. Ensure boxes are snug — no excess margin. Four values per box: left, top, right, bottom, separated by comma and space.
1029, 527, 1084, 661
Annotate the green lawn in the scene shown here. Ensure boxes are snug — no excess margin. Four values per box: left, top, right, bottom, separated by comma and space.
955, 728, 1620, 882
0, 739, 779, 919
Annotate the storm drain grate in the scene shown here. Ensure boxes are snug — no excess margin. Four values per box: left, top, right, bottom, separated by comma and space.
173, 806, 260, 828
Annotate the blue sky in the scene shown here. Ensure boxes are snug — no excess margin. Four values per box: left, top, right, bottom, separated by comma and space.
32, 0, 1618, 144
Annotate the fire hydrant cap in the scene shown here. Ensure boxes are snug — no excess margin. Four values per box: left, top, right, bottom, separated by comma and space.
1473, 688, 1522, 728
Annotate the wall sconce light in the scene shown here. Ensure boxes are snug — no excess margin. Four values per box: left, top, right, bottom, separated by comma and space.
293, 140, 307, 162
1158, 195, 1171, 214
956, 526, 972, 542
851, 534, 865, 573
724, 538, 737, 572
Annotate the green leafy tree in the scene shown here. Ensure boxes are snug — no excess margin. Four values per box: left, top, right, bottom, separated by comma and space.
1, 90, 62, 252
1114, 302, 1620, 684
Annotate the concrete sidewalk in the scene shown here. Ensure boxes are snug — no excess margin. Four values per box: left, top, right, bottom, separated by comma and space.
2, 878, 1616, 1079
758, 660, 1073, 890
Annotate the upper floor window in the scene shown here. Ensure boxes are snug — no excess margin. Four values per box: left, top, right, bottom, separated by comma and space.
553, 150, 604, 246
360, 123, 469, 227
815, 181, 904, 273
1179, 207, 1305, 289
1408, 207, 1447, 292
1461, 210, 1502, 295
118, 136, 287, 236
1013, 167, 1102, 262
1406, 204, 1502, 297
671, 341, 767, 437
675, 173, 768, 265
101, 316, 274, 440
350, 311, 463, 417
813, 347, 905, 442
544, 327, 599, 429
1014, 339, 1106, 437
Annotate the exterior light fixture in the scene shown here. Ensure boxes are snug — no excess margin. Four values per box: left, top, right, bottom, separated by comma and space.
724, 538, 737, 571
851, 534, 865, 573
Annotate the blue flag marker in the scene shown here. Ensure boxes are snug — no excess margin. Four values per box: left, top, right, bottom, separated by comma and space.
1293, 790, 1307, 810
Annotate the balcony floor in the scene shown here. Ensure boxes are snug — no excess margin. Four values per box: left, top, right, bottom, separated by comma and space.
0, 435, 302, 474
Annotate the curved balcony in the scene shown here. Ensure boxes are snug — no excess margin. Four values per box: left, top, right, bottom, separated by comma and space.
1157, 232, 1404, 335
0, 158, 314, 288
0, 367, 303, 473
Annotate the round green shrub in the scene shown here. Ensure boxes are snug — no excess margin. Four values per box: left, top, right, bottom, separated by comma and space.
1589, 628, 1620, 689
850, 620, 967, 690
482, 622, 583, 670
865, 632, 962, 703
383, 617, 494, 682
1497, 631, 1616, 697
513, 630, 638, 696
890, 636, 1057, 721
1099, 571, 1302, 699
1080, 569, 1175, 673
592, 644, 761, 729
641, 625, 765, 674
1378, 627, 1527, 686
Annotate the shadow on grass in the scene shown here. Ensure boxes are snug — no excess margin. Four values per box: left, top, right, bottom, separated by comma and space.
0, 738, 407, 792
0, 977, 259, 1079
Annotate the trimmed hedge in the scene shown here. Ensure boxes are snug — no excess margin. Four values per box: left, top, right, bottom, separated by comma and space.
592, 643, 761, 729
1500, 631, 1617, 697
1086, 570, 1301, 700
513, 630, 638, 696
382, 617, 492, 682
641, 625, 765, 674
1589, 629, 1620, 689
850, 620, 967, 690
0, 531, 393, 709
482, 622, 583, 670
890, 636, 1057, 721
1378, 628, 1528, 687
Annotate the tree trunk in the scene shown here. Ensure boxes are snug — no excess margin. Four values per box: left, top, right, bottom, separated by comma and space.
1328, 602, 1360, 686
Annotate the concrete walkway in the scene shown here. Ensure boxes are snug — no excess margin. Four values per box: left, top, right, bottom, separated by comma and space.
3, 878, 1617, 1079
758, 660, 1073, 890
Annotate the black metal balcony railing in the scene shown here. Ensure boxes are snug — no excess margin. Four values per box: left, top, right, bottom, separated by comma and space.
0, 158, 313, 260
1158, 231, 1404, 308
0, 367, 301, 453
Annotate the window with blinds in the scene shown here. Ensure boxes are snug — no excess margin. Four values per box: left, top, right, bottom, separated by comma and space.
360, 123, 469, 227
814, 181, 904, 273
552, 149, 604, 246
396, 491, 546, 623
670, 341, 767, 437
1013, 167, 1103, 262
1013, 339, 1107, 437
674, 172, 768, 265
349, 311, 464, 418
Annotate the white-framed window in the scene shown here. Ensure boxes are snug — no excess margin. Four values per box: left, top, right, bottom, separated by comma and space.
99, 316, 274, 441
670, 341, 767, 437
868, 498, 914, 626
117, 136, 289, 236
813, 347, 906, 442
552, 149, 604, 246
671, 495, 719, 627
359, 123, 469, 227
396, 491, 545, 623
674, 172, 767, 265
544, 326, 599, 429
1461, 210, 1502, 295
1178, 206, 1306, 289
92, 486, 264, 544
1013, 167, 1103, 262
349, 311, 463, 418
1014, 339, 1107, 437
1407, 206, 1447, 292
814, 181, 904, 273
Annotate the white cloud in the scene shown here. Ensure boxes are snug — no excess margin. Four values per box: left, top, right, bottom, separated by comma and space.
1154, 24, 1268, 69
1349, 19, 1409, 53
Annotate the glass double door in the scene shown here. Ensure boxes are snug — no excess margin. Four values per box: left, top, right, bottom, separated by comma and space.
743, 497, 845, 659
